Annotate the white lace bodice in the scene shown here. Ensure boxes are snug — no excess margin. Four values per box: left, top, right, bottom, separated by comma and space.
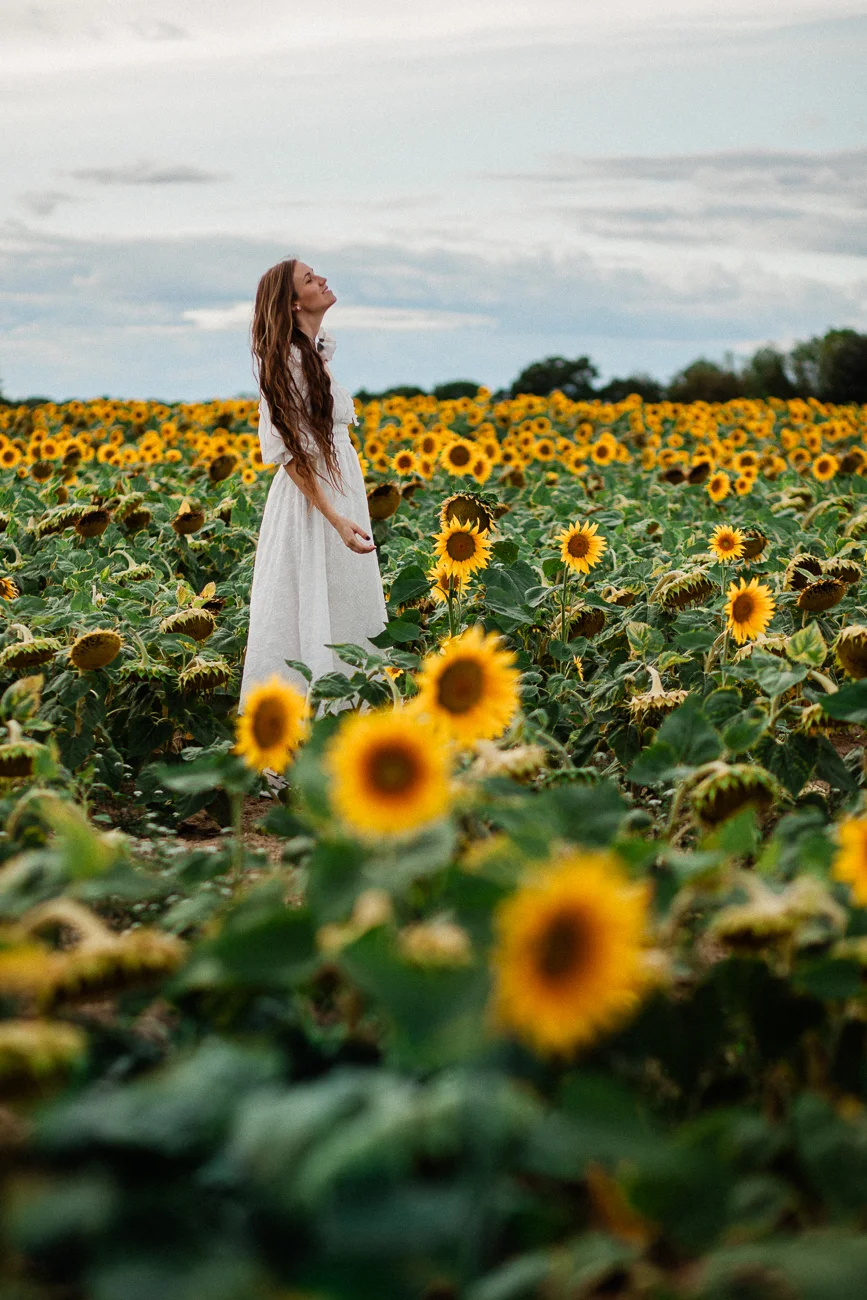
257, 327, 358, 467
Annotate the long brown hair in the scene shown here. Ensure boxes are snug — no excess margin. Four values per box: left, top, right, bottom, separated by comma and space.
251, 258, 342, 488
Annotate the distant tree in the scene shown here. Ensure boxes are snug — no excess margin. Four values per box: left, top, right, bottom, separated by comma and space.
788, 337, 823, 396
352, 384, 427, 402
596, 374, 665, 403
509, 355, 599, 400
432, 380, 481, 401
740, 346, 796, 399
816, 329, 867, 404
666, 358, 744, 404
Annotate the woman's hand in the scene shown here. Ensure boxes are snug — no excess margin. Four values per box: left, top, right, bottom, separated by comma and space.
332, 515, 376, 553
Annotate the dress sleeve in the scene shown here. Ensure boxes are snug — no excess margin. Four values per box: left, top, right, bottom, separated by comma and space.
257, 350, 315, 466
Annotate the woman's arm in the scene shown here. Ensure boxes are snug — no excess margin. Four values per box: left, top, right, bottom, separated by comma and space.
283, 460, 375, 555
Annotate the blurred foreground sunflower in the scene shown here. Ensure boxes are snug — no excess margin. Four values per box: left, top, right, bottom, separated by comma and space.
234, 675, 309, 772
832, 815, 867, 906
490, 849, 650, 1056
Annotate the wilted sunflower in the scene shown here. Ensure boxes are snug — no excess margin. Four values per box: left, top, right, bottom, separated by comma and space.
439, 491, 494, 534
797, 578, 847, 613
234, 675, 309, 772
557, 520, 607, 575
709, 524, 745, 563
835, 625, 867, 679
784, 552, 824, 591
324, 707, 450, 837
725, 577, 775, 644
824, 556, 861, 586
159, 609, 216, 643
833, 816, 867, 906
366, 483, 401, 520
69, 629, 122, 671
433, 520, 492, 580
690, 762, 779, 827
706, 471, 731, 504
413, 624, 521, 745
741, 529, 768, 560
489, 849, 650, 1056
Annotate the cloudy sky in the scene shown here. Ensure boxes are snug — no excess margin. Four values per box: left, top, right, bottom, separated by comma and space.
1, 0, 866, 399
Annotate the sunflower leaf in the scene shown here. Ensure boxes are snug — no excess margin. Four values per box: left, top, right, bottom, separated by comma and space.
787, 623, 827, 667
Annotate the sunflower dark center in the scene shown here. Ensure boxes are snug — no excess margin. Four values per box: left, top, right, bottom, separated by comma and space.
437, 660, 484, 713
536, 908, 588, 982
567, 533, 591, 558
717, 535, 737, 552
369, 742, 418, 794
253, 700, 289, 749
449, 445, 471, 466
731, 593, 755, 622
446, 532, 476, 561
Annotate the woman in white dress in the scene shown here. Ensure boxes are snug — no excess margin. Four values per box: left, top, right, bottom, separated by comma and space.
238, 257, 388, 714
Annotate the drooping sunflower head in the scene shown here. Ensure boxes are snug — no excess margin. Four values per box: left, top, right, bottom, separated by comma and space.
413, 624, 521, 745
558, 601, 606, 641
73, 508, 112, 538
709, 524, 745, 563
489, 849, 650, 1056
796, 578, 848, 613
602, 584, 641, 608
557, 520, 607, 575
690, 763, 779, 827
171, 501, 205, 535
69, 630, 122, 671
741, 529, 768, 560
824, 556, 862, 586
439, 491, 494, 534
835, 625, 867, 679
654, 568, 715, 612
724, 577, 776, 645
784, 553, 824, 591
208, 453, 239, 483
366, 483, 401, 520
178, 655, 233, 693
324, 707, 451, 838
234, 675, 309, 773
159, 609, 216, 643
433, 520, 493, 579
629, 687, 689, 731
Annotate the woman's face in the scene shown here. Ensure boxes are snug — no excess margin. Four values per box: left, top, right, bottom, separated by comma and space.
292, 262, 336, 315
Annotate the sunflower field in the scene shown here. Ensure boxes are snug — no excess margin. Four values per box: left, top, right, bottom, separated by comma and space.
5, 387, 867, 1298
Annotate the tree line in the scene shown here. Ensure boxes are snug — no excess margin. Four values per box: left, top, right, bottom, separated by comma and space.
353, 326, 867, 406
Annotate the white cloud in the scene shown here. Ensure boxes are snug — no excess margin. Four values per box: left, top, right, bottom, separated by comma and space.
181, 301, 497, 332
71, 160, 230, 185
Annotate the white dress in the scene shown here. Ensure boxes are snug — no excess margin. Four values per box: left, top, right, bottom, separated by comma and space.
238, 328, 388, 710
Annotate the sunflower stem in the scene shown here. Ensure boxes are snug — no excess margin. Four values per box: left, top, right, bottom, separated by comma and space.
560, 563, 570, 642
230, 789, 244, 878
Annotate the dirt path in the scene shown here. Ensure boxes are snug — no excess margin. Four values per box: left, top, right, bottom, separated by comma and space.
175, 794, 287, 866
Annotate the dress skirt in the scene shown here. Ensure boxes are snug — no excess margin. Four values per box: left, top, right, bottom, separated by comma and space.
238, 427, 388, 711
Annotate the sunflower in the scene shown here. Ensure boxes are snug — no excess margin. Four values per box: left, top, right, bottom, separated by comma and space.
234, 675, 309, 773
835, 625, 867, 679
324, 707, 451, 838
724, 577, 776, 644
812, 453, 839, 483
440, 439, 476, 475
489, 849, 650, 1056
589, 439, 615, 466
433, 520, 493, 580
833, 816, 867, 906
391, 448, 418, 476
0, 577, 19, 601
429, 562, 466, 605
709, 524, 745, 562
413, 624, 521, 745
69, 630, 122, 671
734, 475, 754, 497
556, 520, 607, 575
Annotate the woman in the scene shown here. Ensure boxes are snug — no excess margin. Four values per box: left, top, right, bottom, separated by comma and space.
238, 257, 388, 719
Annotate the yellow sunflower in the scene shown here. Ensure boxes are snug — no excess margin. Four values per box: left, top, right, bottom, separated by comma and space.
590, 439, 616, 466
429, 563, 466, 605
391, 448, 418, 476
324, 708, 451, 838
440, 439, 476, 476
832, 816, 867, 906
433, 520, 493, 580
489, 849, 650, 1056
724, 577, 776, 645
557, 520, 607, 575
413, 624, 521, 745
709, 524, 745, 563
234, 675, 309, 772
812, 453, 839, 483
